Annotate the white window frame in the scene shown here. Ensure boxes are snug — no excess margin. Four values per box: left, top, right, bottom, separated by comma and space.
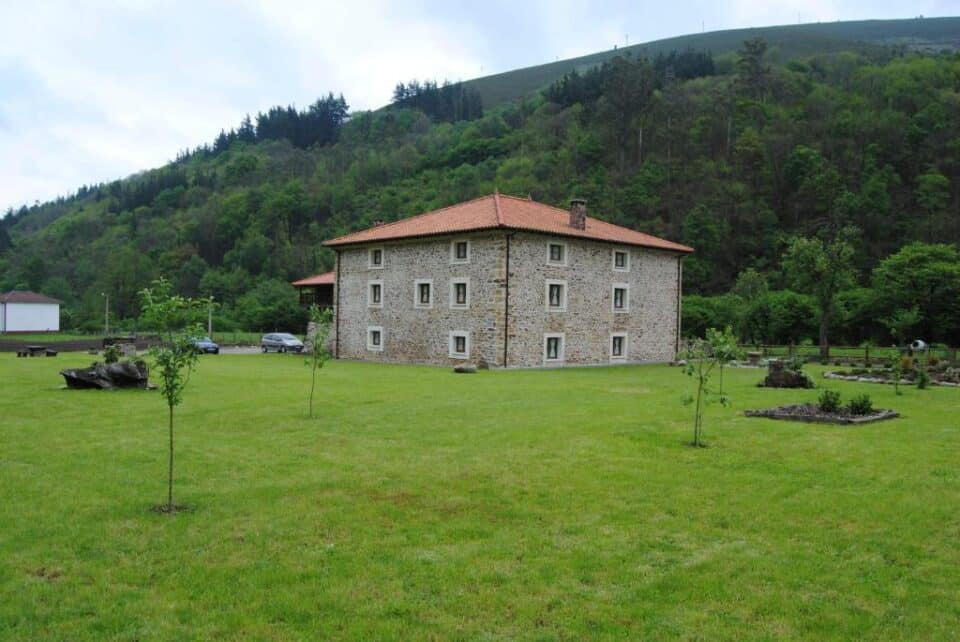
448, 330, 471, 359
545, 279, 567, 312
450, 239, 471, 265
612, 282, 630, 313
367, 326, 384, 352
612, 249, 630, 272
413, 279, 433, 309
368, 246, 384, 269
546, 240, 568, 266
367, 279, 384, 308
610, 332, 628, 361
543, 332, 565, 363
450, 278, 470, 310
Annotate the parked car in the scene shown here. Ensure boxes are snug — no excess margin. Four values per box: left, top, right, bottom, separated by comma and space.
192, 336, 220, 354
261, 332, 304, 353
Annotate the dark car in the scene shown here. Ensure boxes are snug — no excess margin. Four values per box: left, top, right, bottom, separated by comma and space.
192, 337, 220, 354
261, 333, 305, 353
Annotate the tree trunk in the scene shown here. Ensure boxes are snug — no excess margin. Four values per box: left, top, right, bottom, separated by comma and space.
309, 365, 317, 418
637, 124, 644, 166
819, 308, 832, 362
167, 404, 174, 512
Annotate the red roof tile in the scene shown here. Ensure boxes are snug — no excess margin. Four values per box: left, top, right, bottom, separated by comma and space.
0, 290, 61, 304
291, 271, 335, 286
322, 194, 693, 253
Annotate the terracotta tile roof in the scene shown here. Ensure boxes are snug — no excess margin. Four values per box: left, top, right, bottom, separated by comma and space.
322, 193, 693, 253
291, 271, 335, 286
0, 290, 61, 304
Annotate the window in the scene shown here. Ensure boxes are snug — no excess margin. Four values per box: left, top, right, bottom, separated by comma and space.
545, 279, 567, 312
543, 333, 565, 363
368, 247, 384, 269
613, 249, 630, 272
610, 333, 627, 361
367, 280, 383, 308
612, 283, 629, 313
367, 326, 383, 352
449, 331, 470, 359
450, 239, 470, 264
414, 279, 433, 309
547, 241, 567, 266
450, 278, 470, 309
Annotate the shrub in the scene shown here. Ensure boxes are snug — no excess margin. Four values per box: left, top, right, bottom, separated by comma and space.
103, 344, 121, 364
928, 354, 940, 368
900, 355, 914, 373
786, 353, 805, 373
818, 389, 842, 413
917, 368, 930, 390
846, 394, 874, 416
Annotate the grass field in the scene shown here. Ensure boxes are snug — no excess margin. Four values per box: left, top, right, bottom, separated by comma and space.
2, 354, 958, 640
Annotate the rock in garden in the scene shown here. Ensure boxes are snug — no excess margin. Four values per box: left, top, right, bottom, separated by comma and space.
61, 360, 150, 390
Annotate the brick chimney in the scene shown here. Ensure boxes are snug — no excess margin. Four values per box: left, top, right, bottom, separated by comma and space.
569, 198, 587, 230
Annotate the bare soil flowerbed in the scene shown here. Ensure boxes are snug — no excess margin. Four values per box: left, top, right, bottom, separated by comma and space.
745, 403, 899, 424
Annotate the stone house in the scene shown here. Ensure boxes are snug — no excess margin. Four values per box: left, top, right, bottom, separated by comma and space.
321, 193, 693, 367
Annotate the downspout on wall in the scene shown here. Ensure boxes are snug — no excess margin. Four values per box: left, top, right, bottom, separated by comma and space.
502, 232, 514, 368
675, 255, 684, 357
334, 249, 341, 359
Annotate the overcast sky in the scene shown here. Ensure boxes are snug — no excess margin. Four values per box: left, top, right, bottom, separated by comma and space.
1, 0, 957, 211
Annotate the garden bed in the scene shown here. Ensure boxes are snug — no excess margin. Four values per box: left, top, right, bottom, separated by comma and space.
744, 403, 899, 424
824, 371, 960, 387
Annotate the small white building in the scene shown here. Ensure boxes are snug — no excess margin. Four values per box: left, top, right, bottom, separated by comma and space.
0, 291, 61, 333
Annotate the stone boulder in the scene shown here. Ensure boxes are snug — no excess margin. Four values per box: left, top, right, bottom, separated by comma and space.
760, 359, 813, 388
61, 360, 150, 390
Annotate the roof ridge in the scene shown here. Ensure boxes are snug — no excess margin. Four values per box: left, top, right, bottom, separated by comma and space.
493, 192, 503, 225
323, 193, 497, 245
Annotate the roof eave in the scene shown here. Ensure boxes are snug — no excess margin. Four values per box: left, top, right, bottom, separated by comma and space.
322, 224, 694, 253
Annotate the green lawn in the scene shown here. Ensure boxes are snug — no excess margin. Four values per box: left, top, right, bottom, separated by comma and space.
2, 355, 958, 640
0, 332, 103, 343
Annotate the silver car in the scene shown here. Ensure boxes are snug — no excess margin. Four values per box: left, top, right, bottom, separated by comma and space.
260, 332, 305, 353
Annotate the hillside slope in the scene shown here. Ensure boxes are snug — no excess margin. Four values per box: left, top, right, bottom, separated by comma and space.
466, 17, 960, 107
1, 20, 959, 344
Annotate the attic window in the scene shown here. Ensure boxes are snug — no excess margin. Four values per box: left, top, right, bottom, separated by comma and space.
451, 239, 470, 264
613, 250, 630, 272
547, 241, 567, 266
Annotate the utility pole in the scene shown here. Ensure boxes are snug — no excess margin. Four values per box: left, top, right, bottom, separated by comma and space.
207, 296, 214, 337
101, 292, 109, 336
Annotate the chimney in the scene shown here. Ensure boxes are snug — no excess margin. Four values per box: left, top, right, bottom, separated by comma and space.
372, 219, 384, 227
569, 198, 587, 230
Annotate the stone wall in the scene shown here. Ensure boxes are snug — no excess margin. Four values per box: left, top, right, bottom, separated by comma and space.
331, 231, 682, 368
333, 232, 506, 366
504, 233, 681, 367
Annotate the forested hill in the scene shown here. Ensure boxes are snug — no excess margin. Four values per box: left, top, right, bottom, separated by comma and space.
465, 17, 960, 108
1, 24, 959, 344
